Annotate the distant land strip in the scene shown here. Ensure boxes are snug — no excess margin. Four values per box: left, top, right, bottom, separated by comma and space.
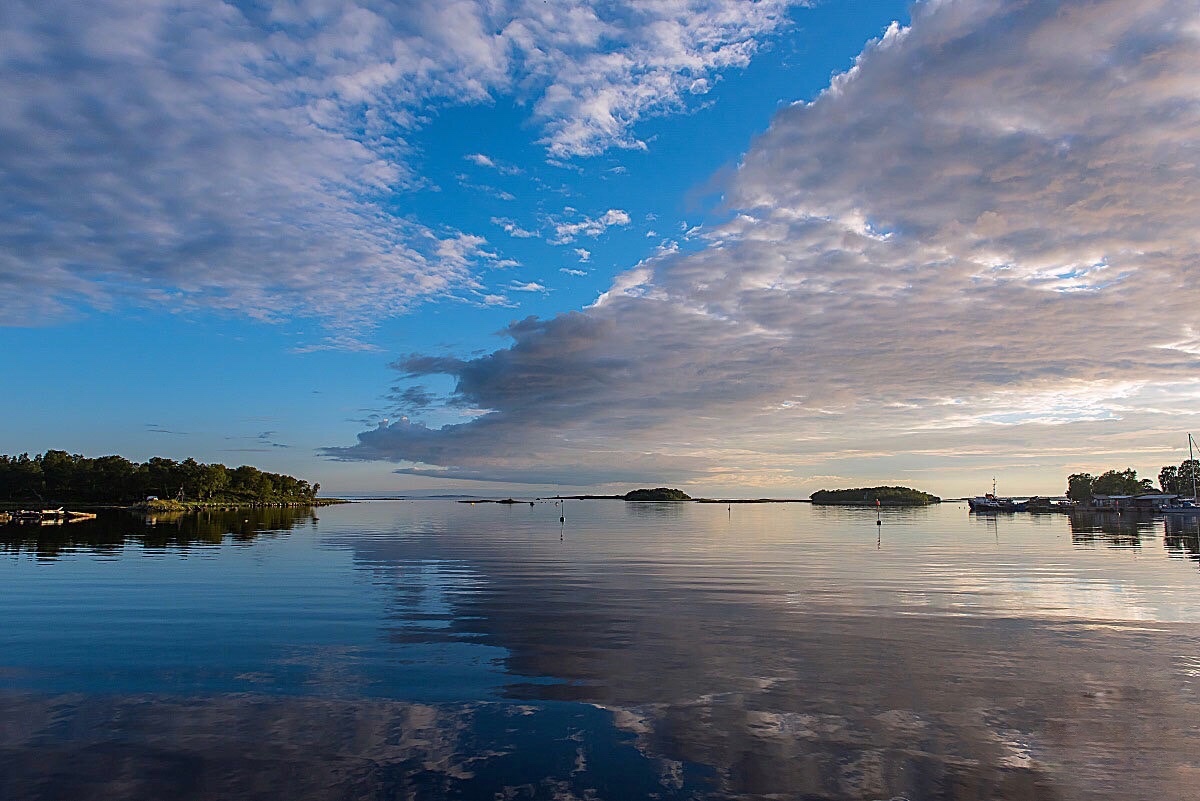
461, 488, 813, 504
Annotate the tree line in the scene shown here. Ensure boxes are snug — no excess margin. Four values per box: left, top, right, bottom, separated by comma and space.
0, 450, 320, 504
1067, 459, 1200, 503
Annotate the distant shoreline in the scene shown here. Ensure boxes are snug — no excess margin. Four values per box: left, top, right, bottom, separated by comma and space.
0, 498, 350, 512
458, 496, 812, 504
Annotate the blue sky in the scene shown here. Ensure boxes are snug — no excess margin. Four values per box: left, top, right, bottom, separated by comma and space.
4, 0, 1200, 498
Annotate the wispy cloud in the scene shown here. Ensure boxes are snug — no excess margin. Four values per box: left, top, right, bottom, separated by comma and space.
0, 0, 802, 327
491, 217, 539, 239
464, 153, 497, 168
292, 335, 384, 354
528, 1, 803, 156
551, 209, 631, 243
508, 281, 549, 293
465, 152, 523, 176
255, 431, 291, 450
145, 423, 189, 436
224, 429, 291, 450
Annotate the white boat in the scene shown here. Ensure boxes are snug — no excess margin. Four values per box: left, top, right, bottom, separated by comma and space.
1163, 499, 1200, 514
968, 480, 1025, 512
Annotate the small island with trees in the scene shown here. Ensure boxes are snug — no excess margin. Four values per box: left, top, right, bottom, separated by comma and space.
623, 487, 692, 501
0, 450, 333, 510
810, 486, 941, 506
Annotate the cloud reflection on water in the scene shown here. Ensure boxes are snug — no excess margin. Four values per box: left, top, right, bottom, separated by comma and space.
5, 502, 1200, 799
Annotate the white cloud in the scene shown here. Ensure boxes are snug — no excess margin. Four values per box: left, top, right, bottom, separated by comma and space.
332, 0, 1200, 492
465, 152, 523, 176
508, 281, 549, 293
0, 0, 802, 328
526, 0, 803, 156
464, 153, 496, 168
551, 209, 632, 243
574, 248, 591, 262
491, 217, 539, 239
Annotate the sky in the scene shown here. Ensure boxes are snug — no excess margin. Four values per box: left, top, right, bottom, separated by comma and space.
3, 0, 1200, 499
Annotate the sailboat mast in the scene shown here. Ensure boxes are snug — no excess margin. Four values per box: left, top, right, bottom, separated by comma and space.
1190, 433, 1198, 501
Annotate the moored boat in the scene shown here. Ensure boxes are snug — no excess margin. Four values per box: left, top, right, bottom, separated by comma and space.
968, 479, 1026, 512
968, 493, 1026, 512
11, 508, 67, 522
1025, 496, 1073, 512
1162, 499, 1200, 514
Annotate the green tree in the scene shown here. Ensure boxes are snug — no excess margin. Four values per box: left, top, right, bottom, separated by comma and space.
91, 455, 136, 502
39, 450, 80, 498
1179, 460, 1200, 498
146, 457, 180, 498
1066, 473, 1096, 503
1160, 460, 1200, 497
176, 458, 205, 501
1160, 465, 1181, 494
198, 463, 230, 500
1091, 468, 1153, 496
0, 454, 44, 500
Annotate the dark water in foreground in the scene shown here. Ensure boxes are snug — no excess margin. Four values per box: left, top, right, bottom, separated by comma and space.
3, 501, 1200, 800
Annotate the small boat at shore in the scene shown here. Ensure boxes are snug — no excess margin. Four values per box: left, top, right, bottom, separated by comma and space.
12, 509, 55, 522
1024, 496, 1074, 512
1162, 500, 1200, 514
5, 508, 95, 523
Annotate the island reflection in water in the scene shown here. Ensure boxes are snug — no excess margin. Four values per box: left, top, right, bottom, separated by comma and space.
0, 506, 317, 558
3, 501, 1200, 800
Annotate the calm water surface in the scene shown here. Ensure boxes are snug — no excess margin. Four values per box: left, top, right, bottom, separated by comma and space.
3, 501, 1200, 800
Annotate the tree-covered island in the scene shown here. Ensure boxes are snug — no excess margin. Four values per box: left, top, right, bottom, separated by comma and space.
0, 450, 331, 508
810, 486, 941, 506
623, 488, 692, 501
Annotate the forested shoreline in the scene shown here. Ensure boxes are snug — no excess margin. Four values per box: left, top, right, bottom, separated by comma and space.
1066, 459, 1200, 502
0, 450, 323, 506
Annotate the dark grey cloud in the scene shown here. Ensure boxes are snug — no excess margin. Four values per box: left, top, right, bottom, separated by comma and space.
332, 0, 1200, 492
145, 423, 190, 435
256, 431, 291, 449
387, 385, 440, 414
222, 430, 291, 450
